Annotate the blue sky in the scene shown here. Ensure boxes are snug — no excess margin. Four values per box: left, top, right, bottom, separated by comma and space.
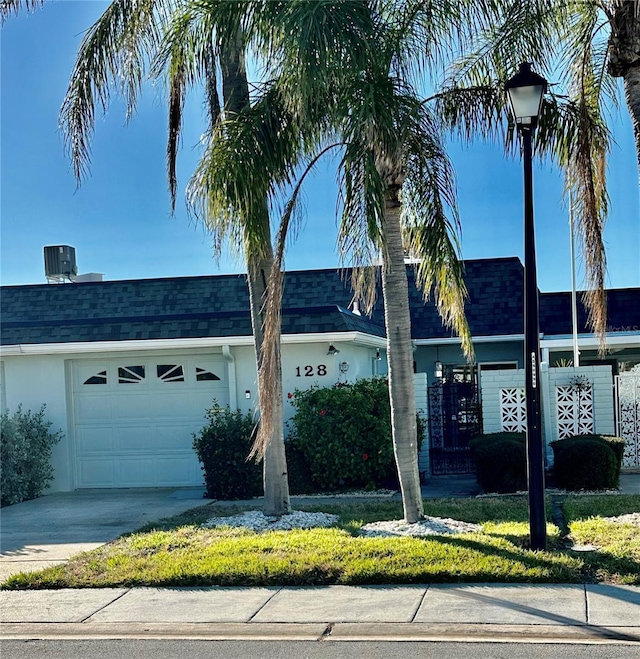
2, 1, 638, 292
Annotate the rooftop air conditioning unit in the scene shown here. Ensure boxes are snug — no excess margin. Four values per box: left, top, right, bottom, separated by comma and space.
44, 245, 78, 283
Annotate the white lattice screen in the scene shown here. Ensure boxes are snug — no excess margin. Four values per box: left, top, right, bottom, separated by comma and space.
500, 388, 527, 432
556, 383, 594, 439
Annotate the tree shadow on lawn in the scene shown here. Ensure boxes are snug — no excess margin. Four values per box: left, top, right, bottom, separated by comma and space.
423, 533, 640, 584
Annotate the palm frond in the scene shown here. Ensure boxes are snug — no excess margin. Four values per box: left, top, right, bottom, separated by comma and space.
59, 0, 163, 183
251, 143, 339, 459
1, 0, 44, 23
401, 104, 472, 357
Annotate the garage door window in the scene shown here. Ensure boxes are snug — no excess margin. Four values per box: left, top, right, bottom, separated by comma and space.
157, 364, 185, 382
83, 370, 108, 385
196, 366, 221, 381
118, 365, 146, 384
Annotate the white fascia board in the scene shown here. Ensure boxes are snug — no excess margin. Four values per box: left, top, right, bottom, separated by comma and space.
0, 332, 386, 356
281, 332, 386, 348
541, 332, 640, 350
414, 334, 525, 346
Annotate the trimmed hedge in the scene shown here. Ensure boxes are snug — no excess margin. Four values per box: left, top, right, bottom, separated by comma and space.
287, 378, 425, 493
551, 434, 624, 491
1, 405, 63, 507
193, 403, 262, 500
469, 432, 527, 494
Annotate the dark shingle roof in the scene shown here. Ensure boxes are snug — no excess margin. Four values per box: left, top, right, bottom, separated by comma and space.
539, 289, 640, 336
406, 257, 525, 339
2, 258, 636, 346
0, 271, 384, 345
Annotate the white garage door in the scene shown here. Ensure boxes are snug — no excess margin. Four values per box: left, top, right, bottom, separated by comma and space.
72, 356, 229, 488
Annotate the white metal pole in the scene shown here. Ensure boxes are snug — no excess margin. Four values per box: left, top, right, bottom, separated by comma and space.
569, 193, 580, 367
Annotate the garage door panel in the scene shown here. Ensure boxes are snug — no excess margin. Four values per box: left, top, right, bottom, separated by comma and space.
75, 395, 113, 423
113, 425, 154, 452
150, 390, 205, 418
156, 456, 201, 485
153, 424, 195, 451
76, 427, 114, 453
73, 355, 229, 488
190, 390, 228, 413
117, 458, 157, 486
112, 393, 153, 420
78, 459, 116, 488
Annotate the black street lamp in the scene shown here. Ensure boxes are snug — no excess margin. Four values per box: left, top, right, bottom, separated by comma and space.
505, 62, 548, 551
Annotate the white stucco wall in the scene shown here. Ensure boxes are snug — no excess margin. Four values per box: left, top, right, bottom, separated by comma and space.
480, 368, 526, 435
1, 354, 73, 492
414, 372, 429, 477
2, 338, 384, 492
480, 365, 615, 466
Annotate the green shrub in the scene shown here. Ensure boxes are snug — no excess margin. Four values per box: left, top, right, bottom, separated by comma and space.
193, 403, 262, 500
551, 435, 621, 491
565, 434, 626, 473
0, 405, 63, 507
287, 378, 424, 493
469, 432, 527, 493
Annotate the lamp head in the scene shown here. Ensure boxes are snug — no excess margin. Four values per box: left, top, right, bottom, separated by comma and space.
505, 62, 548, 130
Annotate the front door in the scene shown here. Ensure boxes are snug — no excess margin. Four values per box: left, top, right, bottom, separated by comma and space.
428, 365, 482, 474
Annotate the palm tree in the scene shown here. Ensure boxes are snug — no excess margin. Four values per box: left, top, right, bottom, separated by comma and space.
2, 0, 295, 515
445, 0, 639, 345
171, 0, 474, 523
250, 1, 475, 523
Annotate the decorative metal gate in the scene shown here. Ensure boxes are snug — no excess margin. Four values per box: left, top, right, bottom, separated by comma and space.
428, 368, 482, 474
616, 365, 640, 468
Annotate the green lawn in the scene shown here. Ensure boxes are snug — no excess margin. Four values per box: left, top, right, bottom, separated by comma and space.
2, 495, 638, 590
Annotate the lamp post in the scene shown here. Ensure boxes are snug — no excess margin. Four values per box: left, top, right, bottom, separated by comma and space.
505, 62, 548, 551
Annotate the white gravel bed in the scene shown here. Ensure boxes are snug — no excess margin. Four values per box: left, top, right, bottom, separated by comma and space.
293, 489, 396, 499
202, 509, 339, 532
201, 509, 482, 537
359, 516, 483, 537
602, 512, 640, 526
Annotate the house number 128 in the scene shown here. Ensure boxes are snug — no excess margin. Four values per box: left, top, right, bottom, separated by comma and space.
295, 365, 327, 377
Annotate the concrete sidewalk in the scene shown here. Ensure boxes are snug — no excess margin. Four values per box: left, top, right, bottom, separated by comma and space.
1, 583, 639, 644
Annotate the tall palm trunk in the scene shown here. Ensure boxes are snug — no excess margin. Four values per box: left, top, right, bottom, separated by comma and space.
608, 0, 640, 165
220, 33, 290, 516
380, 182, 424, 524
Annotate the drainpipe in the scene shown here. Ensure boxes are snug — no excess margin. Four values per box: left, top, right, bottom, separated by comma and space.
222, 345, 237, 409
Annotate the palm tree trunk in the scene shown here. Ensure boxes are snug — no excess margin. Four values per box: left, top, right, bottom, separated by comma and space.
609, 0, 640, 167
623, 70, 640, 169
220, 33, 290, 516
246, 253, 291, 516
380, 184, 424, 524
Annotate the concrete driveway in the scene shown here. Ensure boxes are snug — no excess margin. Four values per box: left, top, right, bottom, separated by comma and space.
0, 487, 211, 580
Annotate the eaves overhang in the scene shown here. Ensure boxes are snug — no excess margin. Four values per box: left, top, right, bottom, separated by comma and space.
0, 332, 387, 356
413, 334, 526, 346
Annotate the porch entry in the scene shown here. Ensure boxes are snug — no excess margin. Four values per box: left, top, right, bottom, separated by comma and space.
428, 365, 482, 474
616, 364, 640, 468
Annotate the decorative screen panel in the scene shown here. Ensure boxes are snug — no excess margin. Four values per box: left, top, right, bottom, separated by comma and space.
556, 383, 594, 439
500, 388, 527, 432
617, 365, 640, 468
